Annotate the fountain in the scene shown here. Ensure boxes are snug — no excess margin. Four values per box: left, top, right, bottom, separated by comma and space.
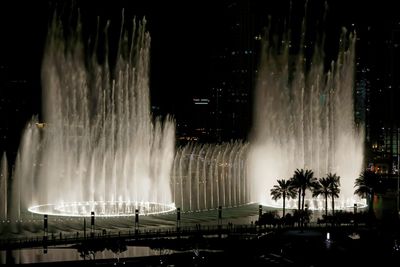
171, 142, 249, 212
5, 7, 364, 220
11, 14, 176, 217
249, 19, 365, 210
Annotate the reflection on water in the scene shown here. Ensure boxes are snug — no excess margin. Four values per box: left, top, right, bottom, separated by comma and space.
0, 245, 156, 264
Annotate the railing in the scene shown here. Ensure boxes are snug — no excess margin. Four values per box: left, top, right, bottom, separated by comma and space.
0, 222, 363, 250
0, 224, 251, 250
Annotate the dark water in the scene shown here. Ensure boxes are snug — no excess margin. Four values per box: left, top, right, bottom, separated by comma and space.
1, 245, 156, 264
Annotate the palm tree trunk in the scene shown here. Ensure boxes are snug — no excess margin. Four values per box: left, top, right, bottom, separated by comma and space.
298, 189, 301, 211
331, 195, 335, 216
325, 193, 328, 218
368, 191, 374, 214
301, 190, 306, 229
283, 194, 286, 219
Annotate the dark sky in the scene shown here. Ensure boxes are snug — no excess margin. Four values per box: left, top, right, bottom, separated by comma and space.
0, 0, 398, 110
0, 0, 226, 116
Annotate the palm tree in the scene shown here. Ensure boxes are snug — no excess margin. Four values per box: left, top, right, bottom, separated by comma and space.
270, 179, 297, 219
290, 172, 303, 212
354, 170, 383, 214
312, 177, 330, 218
291, 169, 317, 211
326, 173, 340, 215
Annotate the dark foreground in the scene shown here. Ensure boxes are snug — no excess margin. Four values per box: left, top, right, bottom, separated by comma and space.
14, 224, 399, 266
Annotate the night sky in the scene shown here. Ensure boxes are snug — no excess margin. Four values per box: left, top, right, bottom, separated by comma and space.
0, 0, 227, 117
0, 0, 399, 156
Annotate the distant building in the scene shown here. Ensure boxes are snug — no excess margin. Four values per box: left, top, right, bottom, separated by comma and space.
175, 1, 259, 143
360, 20, 400, 174
355, 66, 369, 134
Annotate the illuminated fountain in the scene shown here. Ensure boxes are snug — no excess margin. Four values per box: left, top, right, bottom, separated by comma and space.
12, 16, 175, 217
6, 8, 364, 220
249, 23, 365, 210
171, 142, 249, 212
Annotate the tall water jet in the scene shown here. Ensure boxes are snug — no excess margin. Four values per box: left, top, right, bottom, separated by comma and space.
172, 142, 249, 212
249, 17, 364, 209
15, 13, 175, 217
0, 153, 7, 219
10, 120, 40, 220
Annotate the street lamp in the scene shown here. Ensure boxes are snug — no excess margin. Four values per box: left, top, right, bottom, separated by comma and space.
43, 214, 48, 254
176, 207, 181, 232
90, 211, 95, 238
135, 209, 139, 234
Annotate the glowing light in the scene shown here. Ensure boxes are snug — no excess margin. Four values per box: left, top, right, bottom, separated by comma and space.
249, 21, 364, 209
35, 123, 46, 129
28, 201, 176, 217
12, 17, 175, 218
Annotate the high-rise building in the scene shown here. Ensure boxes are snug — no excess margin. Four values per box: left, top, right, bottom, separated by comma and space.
360, 20, 400, 175
175, 1, 259, 143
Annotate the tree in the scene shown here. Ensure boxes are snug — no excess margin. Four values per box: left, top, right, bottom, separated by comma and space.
290, 171, 303, 212
270, 179, 297, 219
326, 173, 340, 215
257, 211, 280, 227
313, 173, 341, 218
291, 169, 317, 211
290, 169, 317, 228
354, 170, 384, 215
312, 177, 330, 218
